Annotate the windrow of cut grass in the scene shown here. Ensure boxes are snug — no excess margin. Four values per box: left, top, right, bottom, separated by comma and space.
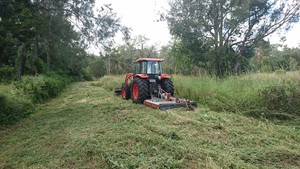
173, 72, 300, 119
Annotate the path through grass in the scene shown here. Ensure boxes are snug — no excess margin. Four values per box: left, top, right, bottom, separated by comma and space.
0, 79, 299, 168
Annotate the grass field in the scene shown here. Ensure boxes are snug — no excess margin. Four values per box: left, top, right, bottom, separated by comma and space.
0, 75, 300, 168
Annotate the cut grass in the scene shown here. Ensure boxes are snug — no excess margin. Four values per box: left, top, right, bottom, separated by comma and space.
0, 77, 300, 168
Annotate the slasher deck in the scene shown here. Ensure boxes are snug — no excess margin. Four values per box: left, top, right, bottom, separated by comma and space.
143, 97, 197, 110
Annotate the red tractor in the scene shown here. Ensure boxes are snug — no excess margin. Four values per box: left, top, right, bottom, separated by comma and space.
117, 58, 196, 110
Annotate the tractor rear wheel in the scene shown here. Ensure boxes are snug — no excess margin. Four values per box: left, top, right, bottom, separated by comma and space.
131, 78, 150, 103
161, 78, 174, 96
121, 83, 131, 100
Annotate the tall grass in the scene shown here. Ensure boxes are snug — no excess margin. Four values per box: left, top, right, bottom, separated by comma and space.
96, 73, 300, 119
173, 72, 300, 118
90, 75, 124, 92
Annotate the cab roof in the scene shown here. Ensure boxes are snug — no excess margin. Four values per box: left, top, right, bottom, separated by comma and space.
135, 58, 164, 62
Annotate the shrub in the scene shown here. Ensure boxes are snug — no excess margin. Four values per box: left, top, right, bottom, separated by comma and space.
88, 57, 106, 78
14, 73, 70, 103
0, 65, 16, 83
0, 93, 34, 126
259, 82, 300, 116
80, 68, 94, 81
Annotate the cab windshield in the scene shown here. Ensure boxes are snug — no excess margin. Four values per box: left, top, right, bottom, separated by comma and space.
147, 61, 161, 74
135, 61, 162, 74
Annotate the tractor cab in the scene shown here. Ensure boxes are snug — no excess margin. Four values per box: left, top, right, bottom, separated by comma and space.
135, 58, 163, 75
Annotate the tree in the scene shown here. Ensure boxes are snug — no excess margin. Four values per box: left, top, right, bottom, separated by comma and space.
165, 0, 300, 76
0, 0, 127, 80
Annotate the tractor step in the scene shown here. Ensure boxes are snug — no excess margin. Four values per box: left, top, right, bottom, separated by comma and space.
143, 97, 197, 110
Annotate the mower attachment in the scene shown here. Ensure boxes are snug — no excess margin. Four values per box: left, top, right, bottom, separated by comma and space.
143, 94, 197, 111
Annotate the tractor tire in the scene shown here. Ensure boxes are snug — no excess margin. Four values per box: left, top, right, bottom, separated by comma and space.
131, 78, 150, 104
121, 83, 131, 100
161, 78, 174, 96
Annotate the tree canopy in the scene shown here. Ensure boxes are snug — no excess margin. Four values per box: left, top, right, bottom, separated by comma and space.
0, 0, 128, 80
165, 0, 300, 76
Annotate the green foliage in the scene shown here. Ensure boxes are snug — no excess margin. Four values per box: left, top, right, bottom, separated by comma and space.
14, 73, 70, 103
166, 0, 300, 76
252, 42, 300, 73
173, 73, 300, 119
87, 56, 106, 78
171, 40, 211, 75
259, 82, 300, 116
289, 57, 298, 71
0, 65, 15, 83
0, 93, 34, 126
79, 68, 94, 81
0, 0, 126, 81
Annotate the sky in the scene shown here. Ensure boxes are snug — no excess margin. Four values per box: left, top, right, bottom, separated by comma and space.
93, 0, 299, 53
94, 0, 170, 51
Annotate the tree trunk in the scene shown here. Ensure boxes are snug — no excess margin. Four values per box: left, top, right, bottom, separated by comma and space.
17, 42, 27, 81
235, 46, 245, 75
234, 54, 242, 75
45, 36, 51, 71
34, 35, 39, 75
46, 15, 52, 71
107, 57, 111, 75
215, 53, 222, 77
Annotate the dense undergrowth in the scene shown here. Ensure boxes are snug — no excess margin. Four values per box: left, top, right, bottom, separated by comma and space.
0, 88, 33, 126
173, 72, 300, 120
0, 72, 81, 126
14, 73, 72, 103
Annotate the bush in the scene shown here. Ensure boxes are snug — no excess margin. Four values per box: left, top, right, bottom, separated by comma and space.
259, 82, 300, 116
14, 73, 70, 103
86, 57, 106, 78
0, 65, 16, 83
0, 93, 34, 126
80, 68, 94, 81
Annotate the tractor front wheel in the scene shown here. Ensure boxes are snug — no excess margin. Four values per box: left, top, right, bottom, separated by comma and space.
131, 78, 150, 103
121, 83, 131, 100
